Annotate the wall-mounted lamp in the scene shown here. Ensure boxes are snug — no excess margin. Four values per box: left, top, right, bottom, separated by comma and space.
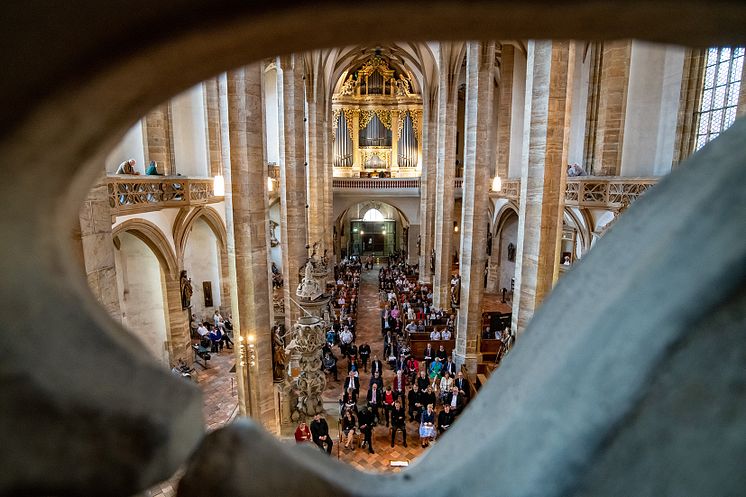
213, 175, 225, 196
454, 221, 459, 233
491, 175, 502, 192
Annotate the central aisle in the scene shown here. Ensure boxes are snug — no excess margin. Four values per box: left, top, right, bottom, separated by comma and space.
323, 264, 427, 472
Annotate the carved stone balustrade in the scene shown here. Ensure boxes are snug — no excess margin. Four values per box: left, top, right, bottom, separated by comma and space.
490, 177, 658, 210
107, 175, 223, 215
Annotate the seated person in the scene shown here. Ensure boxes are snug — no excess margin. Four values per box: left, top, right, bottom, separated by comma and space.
482, 326, 492, 339
145, 160, 162, 175
441, 328, 452, 340
419, 404, 436, 447
428, 357, 443, 381
435, 345, 448, 362
430, 328, 442, 340
437, 404, 455, 434
322, 351, 338, 381
341, 409, 357, 450
310, 413, 333, 454
295, 420, 312, 443
407, 384, 424, 422
115, 159, 137, 174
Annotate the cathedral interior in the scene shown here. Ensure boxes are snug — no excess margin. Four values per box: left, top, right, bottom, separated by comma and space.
1, 2, 745, 496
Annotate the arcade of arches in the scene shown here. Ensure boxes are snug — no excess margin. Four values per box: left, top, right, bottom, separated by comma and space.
74, 40, 746, 484
73, 41, 744, 490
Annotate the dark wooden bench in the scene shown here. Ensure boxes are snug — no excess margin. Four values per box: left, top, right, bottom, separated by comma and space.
479, 339, 506, 362
409, 339, 456, 360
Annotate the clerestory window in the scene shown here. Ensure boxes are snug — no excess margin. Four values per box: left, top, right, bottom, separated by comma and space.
694, 47, 744, 150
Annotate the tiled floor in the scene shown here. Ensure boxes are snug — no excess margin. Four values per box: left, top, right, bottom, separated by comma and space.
148, 344, 238, 496
149, 264, 514, 492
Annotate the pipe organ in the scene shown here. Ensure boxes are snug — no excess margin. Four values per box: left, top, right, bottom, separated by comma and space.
332, 55, 422, 178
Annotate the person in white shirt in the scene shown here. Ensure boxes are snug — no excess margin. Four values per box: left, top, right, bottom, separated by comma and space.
441, 328, 452, 340
197, 323, 209, 337
430, 329, 441, 340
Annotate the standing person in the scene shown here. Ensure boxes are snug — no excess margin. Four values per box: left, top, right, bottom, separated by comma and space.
366, 383, 382, 424
310, 413, 333, 454
390, 399, 407, 448
382, 385, 395, 427
370, 355, 383, 377
358, 406, 375, 454
358, 342, 371, 372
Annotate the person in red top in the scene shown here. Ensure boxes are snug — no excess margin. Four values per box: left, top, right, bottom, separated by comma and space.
383, 385, 396, 427
294, 420, 312, 444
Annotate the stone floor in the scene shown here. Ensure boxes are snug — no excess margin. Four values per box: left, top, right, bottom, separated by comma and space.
148, 343, 239, 496
149, 264, 513, 493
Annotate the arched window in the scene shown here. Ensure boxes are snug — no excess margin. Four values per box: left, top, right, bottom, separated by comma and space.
362, 208, 385, 221
695, 47, 744, 150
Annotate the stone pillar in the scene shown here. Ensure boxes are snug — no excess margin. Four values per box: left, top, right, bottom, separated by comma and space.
495, 44, 515, 180
323, 105, 335, 264
143, 105, 175, 175
513, 41, 575, 335
79, 176, 121, 322
164, 276, 190, 364
455, 42, 496, 373
432, 43, 463, 309
203, 78, 224, 177
591, 41, 632, 176
306, 92, 326, 254
418, 99, 438, 283
277, 54, 309, 330
222, 65, 278, 433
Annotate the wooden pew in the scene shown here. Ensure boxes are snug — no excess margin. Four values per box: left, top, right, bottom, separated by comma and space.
409, 339, 456, 360
479, 339, 506, 363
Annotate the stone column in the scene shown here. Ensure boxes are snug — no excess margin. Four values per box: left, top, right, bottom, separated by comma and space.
455, 42, 496, 373
306, 90, 326, 254
432, 43, 463, 309
143, 105, 175, 175
495, 44, 515, 180
277, 54, 309, 330
164, 276, 190, 364
79, 176, 121, 322
513, 41, 575, 335
203, 78, 224, 177
222, 65, 278, 433
418, 99, 438, 282
323, 105, 335, 265
590, 41, 632, 176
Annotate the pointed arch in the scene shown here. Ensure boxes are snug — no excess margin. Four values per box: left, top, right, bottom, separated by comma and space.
112, 219, 178, 280
173, 206, 228, 265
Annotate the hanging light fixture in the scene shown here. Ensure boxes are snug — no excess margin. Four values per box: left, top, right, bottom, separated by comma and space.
454, 221, 459, 233
267, 177, 274, 192
491, 175, 502, 192
213, 175, 225, 196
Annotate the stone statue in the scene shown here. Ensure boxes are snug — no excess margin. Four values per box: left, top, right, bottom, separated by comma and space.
417, 234, 421, 255
271, 325, 287, 382
296, 262, 323, 301
507, 243, 516, 262
451, 274, 461, 308
430, 249, 436, 273
180, 270, 193, 309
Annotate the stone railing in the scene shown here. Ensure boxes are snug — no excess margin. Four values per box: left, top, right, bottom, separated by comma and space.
564, 177, 658, 209
108, 176, 223, 215
491, 177, 658, 209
